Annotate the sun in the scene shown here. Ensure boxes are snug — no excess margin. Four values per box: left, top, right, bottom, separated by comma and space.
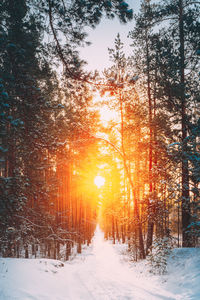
94, 176, 105, 188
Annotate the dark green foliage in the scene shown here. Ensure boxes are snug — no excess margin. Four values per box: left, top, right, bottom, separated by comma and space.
0, 0, 61, 256
129, 0, 200, 248
0, 0, 133, 259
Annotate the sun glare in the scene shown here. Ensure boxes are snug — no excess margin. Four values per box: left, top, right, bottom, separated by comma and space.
94, 176, 105, 188
93, 93, 118, 126
99, 106, 117, 125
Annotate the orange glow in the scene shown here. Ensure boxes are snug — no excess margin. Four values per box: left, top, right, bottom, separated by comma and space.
94, 176, 105, 188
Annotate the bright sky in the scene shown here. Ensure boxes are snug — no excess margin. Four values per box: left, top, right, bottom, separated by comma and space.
79, 0, 141, 73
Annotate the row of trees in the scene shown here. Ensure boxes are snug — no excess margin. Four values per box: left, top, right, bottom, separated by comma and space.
0, 0, 199, 261
0, 0, 133, 259
99, 0, 199, 259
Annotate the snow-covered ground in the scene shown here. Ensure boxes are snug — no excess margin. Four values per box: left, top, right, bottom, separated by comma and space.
0, 226, 199, 300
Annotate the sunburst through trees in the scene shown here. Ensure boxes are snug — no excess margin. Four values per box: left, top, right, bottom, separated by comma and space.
0, 0, 199, 262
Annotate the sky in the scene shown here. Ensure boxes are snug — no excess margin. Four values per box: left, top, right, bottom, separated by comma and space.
79, 0, 141, 73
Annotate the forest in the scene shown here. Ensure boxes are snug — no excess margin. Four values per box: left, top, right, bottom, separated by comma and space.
0, 0, 199, 265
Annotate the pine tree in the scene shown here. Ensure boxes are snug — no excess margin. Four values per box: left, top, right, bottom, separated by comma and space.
0, 0, 60, 257
101, 34, 146, 258
151, 0, 200, 247
37, 0, 133, 80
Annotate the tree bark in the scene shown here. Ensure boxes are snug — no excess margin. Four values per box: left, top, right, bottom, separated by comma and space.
145, 21, 154, 254
179, 0, 192, 247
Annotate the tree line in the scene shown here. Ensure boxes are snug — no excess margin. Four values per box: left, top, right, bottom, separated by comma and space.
0, 0, 133, 259
0, 0, 199, 261
99, 0, 200, 259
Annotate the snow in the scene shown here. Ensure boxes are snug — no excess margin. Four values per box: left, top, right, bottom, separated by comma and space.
0, 226, 200, 300
165, 248, 200, 299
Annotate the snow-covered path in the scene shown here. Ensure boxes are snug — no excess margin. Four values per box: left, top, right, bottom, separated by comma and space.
1, 226, 199, 300
63, 226, 175, 300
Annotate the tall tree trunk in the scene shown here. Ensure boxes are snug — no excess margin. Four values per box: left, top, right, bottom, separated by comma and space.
179, 0, 192, 247
145, 26, 154, 254
119, 90, 145, 258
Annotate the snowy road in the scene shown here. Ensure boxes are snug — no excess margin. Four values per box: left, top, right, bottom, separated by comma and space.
0, 226, 197, 300
62, 226, 175, 300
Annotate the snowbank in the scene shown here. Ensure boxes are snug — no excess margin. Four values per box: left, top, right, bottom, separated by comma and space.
165, 248, 200, 299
